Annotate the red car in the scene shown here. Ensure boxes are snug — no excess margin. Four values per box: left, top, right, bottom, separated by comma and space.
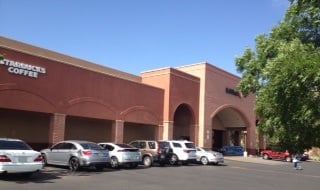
261, 150, 292, 162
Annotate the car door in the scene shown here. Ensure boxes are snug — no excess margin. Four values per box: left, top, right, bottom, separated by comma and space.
139, 141, 147, 155
147, 141, 157, 157
270, 151, 280, 159
196, 147, 203, 160
46, 142, 63, 165
172, 142, 183, 159
58, 143, 77, 165
184, 142, 197, 159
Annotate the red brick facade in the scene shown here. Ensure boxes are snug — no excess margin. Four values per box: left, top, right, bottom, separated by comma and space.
0, 36, 263, 154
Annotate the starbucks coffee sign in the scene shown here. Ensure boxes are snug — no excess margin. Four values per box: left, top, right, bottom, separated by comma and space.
0, 59, 46, 78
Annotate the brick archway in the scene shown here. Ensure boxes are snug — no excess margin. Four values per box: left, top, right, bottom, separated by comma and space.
173, 103, 196, 141
211, 105, 250, 150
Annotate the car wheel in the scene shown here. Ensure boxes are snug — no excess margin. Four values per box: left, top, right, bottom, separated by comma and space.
169, 154, 178, 165
285, 157, 292, 162
143, 156, 152, 167
200, 156, 209, 165
69, 157, 80, 171
110, 157, 119, 169
263, 154, 269, 160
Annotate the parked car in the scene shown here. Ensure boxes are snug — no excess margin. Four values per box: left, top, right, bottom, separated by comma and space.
261, 150, 291, 162
220, 146, 244, 156
0, 138, 43, 177
129, 140, 172, 167
41, 140, 109, 171
196, 147, 224, 165
158, 140, 197, 165
98, 142, 141, 169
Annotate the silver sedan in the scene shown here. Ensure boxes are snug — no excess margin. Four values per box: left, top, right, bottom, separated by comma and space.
98, 143, 141, 169
41, 140, 109, 171
196, 147, 224, 165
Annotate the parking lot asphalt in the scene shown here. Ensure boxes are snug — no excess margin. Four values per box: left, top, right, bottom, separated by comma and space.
1, 159, 319, 190
224, 156, 289, 165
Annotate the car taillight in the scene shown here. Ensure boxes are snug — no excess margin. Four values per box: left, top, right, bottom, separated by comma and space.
0, 155, 11, 162
82, 150, 92, 156
212, 153, 217, 157
34, 155, 43, 162
183, 150, 191, 153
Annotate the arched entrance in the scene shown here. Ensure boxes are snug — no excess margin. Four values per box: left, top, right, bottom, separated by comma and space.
211, 106, 249, 150
173, 104, 195, 141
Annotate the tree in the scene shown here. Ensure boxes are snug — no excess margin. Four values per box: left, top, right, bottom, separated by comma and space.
235, 0, 320, 154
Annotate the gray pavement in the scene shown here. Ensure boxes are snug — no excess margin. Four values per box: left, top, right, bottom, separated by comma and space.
1, 159, 319, 190
224, 156, 289, 165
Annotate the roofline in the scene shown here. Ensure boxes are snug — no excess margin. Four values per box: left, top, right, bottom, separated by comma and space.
176, 62, 241, 80
0, 36, 141, 83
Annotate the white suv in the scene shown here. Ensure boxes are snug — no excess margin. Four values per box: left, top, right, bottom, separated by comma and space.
159, 140, 197, 165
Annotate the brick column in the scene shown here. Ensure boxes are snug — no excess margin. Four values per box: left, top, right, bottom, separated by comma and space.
191, 124, 199, 146
247, 126, 256, 155
155, 124, 163, 140
112, 120, 124, 143
259, 134, 266, 150
49, 113, 66, 146
162, 121, 173, 140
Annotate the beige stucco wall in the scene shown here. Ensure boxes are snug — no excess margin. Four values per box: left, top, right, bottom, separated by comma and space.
178, 63, 256, 152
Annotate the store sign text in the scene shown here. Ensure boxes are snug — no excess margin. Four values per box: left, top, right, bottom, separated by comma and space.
0, 59, 46, 78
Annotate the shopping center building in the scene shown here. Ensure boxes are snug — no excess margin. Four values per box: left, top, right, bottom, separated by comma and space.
0, 36, 262, 154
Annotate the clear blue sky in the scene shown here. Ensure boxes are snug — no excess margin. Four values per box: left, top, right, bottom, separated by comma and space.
0, 0, 289, 76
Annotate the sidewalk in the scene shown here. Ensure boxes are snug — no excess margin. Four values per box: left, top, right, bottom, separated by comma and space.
224, 156, 289, 165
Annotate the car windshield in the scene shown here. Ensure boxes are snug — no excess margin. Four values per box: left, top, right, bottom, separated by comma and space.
0, 140, 32, 150
185, 143, 195, 148
80, 143, 104, 150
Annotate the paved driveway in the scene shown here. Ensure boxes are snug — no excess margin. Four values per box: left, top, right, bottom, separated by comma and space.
224, 156, 290, 165
1, 159, 319, 190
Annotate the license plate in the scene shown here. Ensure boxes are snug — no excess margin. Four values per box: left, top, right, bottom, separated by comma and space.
18, 157, 28, 163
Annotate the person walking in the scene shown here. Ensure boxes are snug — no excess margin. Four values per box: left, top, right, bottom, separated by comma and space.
293, 154, 302, 170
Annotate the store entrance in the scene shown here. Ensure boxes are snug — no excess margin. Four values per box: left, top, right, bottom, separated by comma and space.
211, 107, 248, 150
212, 130, 224, 150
